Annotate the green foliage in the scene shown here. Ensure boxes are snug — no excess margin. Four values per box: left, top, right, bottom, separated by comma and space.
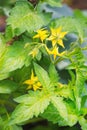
9, 91, 50, 124
79, 117, 87, 130
0, 116, 23, 130
0, 0, 87, 129
48, 64, 59, 86
3, 125, 23, 130
34, 62, 51, 89
0, 79, 18, 94
0, 39, 31, 80
50, 17, 87, 42
51, 96, 68, 125
7, 1, 51, 36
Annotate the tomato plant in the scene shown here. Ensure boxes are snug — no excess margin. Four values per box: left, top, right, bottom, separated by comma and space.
0, 0, 87, 130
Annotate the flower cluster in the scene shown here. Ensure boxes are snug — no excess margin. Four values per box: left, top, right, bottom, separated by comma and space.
33, 26, 68, 59
24, 27, 67, 91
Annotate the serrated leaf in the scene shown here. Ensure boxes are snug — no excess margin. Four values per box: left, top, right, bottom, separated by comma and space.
75, 69, 85, 110
51, 96, 68, 123
76, 70, 85, 96
7, 1, 51, 35
56, 86, 74, 100
0, 41, 30, 75
34, 63, 51, 88
50, 17, 86, 42
0, 79, 18, 94
0, 34, 6, 58
79, 116, 87, 130
14, 91, 43, 104
48, 63, 59, 86
9, 91, 50, 124
67, 47, 85, 70
41, 103, 67, 124
64, 100, 78, 126
41, 102, 77, 126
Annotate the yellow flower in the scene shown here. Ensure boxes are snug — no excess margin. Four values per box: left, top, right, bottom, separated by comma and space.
45, 45, 66, 60
48, 27, 67, 48
33, 28, 48, 42
33, 82, 42, 91
24, 71, 42, 91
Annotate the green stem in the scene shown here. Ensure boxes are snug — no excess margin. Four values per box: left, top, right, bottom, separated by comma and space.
54, 57, 64, 65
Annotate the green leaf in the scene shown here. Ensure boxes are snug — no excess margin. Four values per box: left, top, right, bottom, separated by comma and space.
7, 1, 51, 35
0, 34, 6, 58
42, 101, 77, 126
12, 66, 31, 83
41, 103, 67, 124
48, 63, 59, 86
34, 63, 51, 89
0, 117, 3, 130
0, 41, 30, 75
0, 116, 23, 130
0, 73, 10, 80
64, 100, 78, 126
67, 47, 85, 70
50, 17, 86, 42
79, 116, 87, 130
75, 69, 85, 110
0, 79, 18, 94
51, 96, 68, 124
3, 125, 23, 130
9, 91, 50, 124
5, 26, 14, 42
81, 97, 87, 111
76, 69, 85, 96
56, 86, 74, 100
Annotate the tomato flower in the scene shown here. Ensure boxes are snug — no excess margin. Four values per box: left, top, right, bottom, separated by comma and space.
45, 45, 66, 60
33, 28, 48, 42
48, 26, 67, 48
24, 71, 42, 91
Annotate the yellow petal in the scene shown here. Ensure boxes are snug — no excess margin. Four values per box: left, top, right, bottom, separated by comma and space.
59, 32, 67, 38
24, 79, 32, 85
57, 39, 65, 48
52, 47, 59, 59
33, 84, 41, 91
51, 28, 56, 35
40, 34, 48, 42
33, 34, 39, 39
56, 26, 62, 34
52, 39, 57, 46
36, 82, 42, 87
33, 28, 48, 42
